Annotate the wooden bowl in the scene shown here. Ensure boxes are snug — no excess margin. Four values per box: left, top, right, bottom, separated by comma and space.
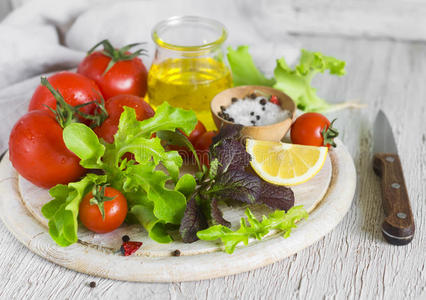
211, 86, 296, 141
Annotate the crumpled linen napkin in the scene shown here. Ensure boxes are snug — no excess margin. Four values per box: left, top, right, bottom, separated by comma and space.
0, 0, 298, 153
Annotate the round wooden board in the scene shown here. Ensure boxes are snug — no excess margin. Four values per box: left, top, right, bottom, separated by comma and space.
0, 139, 356, 282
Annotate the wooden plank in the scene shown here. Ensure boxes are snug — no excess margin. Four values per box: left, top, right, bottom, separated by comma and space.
248, 0, 426, 41
0, 33, 424, 300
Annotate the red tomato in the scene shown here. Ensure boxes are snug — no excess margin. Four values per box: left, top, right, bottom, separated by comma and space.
167, 120, 208, 165
9, 110, 86, 188
188, 121, 207, 144
94, 94, 154, 143
193, 131, 217, 166
28, 72, 102, 117
79, 187, 128, 233
290, 113, 338, 148
77, 41, 148, 99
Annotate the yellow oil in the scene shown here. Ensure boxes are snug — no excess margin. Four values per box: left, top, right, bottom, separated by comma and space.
147, 57, 232, 130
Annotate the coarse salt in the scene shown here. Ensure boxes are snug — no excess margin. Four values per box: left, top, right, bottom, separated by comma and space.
222, 96, 290, 126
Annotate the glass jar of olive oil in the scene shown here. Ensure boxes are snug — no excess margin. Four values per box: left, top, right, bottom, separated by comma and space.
148, 16, 232, 130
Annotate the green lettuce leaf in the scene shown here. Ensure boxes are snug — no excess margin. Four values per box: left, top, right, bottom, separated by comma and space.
273, 49, 345, 112
48, 102, 198, 246
227, 46, 350, 112
197, 205, 309, 254
41, 174, 107, 247
227, 46, 275, 87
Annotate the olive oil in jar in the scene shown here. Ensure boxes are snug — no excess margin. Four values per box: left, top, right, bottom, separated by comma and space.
147, 57, 232, 130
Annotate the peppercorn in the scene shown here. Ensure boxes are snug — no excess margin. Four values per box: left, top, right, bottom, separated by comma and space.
231, 97, 238, 103
122, 235, 130, 242
249, 93, 257, 99
220, 105, 226, 112
256, 115, 260, 120
89, 281, 96, 288
260, 98, 266, 105
251, 121, 256, 125
250, 112, 254, 116
172, 249, 181, 256
262, 107, 266, 111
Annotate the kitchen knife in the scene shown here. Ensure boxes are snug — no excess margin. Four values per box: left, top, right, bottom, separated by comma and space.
373, 110, 415, 245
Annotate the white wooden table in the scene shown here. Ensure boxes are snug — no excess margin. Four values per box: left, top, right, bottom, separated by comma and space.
0, 2, 425, 299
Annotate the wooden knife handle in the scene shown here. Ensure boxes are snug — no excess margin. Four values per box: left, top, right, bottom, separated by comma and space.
373, 153, 415, 245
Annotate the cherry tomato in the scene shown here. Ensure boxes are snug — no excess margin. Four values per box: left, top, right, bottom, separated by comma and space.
77, 41, 148, 99
79, 187, 128, 233
193, 131, 217, 166
94, 94, 154, 143
28, 72, 102, 118
9, 110, 86, 188
188, 121, 207, 144
290, 113, 338, 148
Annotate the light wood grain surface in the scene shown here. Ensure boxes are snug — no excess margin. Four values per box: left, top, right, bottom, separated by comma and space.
0, 2, 425, 299
0, 34, 424, 300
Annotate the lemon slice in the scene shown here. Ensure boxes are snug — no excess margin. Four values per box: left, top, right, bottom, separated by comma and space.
246, 139, 328, 186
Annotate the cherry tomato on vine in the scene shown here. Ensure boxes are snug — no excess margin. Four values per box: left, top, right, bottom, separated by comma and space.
28, 71, 102, 119
187, 121, 207, 144
94, 94, 154, 143
290, 113, 339, 148
77, 40, 148, 99
9, 110, 85, 188
193, 131, 217, 166
79, 186, 128, 234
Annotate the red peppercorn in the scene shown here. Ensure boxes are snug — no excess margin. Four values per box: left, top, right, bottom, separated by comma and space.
269, 95, 280, 106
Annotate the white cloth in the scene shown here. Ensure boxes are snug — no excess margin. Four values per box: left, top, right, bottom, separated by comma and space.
0, 0, 299, 152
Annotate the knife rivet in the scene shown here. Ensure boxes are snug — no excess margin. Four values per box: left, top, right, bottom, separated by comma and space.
397, 212, 407, 219
391, 183, 400, 189
386, 157, 395, 162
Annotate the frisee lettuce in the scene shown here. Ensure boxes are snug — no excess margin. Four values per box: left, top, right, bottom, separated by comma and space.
227, 46, 360, 112
197, 205, 309, 254
42, 102, 198, 246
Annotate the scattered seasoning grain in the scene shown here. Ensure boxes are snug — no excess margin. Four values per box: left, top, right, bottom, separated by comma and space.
250, 112, 254, 116
249, 93, 257, 99
122, 235, 130, 242
256, 115, 260, 120
262, 107, 266, 111
89, 281, 96, 288
220, 105, 226, 112
251, 121, 256, 125
260, 98, 266, 105
172, 249, 181, 256
231, 97, 238, 103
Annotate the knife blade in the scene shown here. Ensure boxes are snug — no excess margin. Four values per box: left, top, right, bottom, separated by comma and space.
373, 110, 415, 245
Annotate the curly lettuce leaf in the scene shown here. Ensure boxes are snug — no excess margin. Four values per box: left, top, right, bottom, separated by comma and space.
41, 174, 107, 247
53, 103, 198, 246
227, 46, 275, 87
227, 46, 349, 112
197, 205, 309, 254
273, 49, 345, 112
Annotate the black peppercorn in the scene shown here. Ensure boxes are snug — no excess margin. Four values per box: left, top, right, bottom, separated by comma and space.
231, 97, 238, 103
220, 105, 226, 112
251, 121, 256, 125
250, 112, 254, 116
122, 235, 130, 242
256, 115, 260, 120
172, 249, 181, 256
260, 98, 266, 105
249, 93, 257, 99
89, 281, 96, 288
262, 107, 265, 111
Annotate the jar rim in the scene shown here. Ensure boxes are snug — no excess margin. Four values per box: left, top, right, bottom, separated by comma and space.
152, 16, 227, 51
